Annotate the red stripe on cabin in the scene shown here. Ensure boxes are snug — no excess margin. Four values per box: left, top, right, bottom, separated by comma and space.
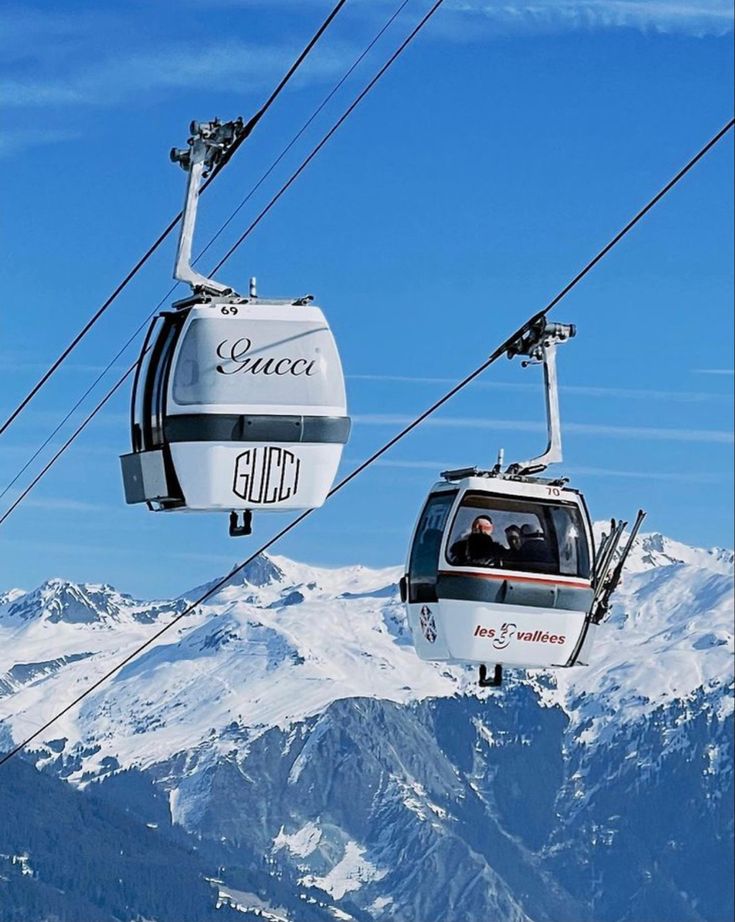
437, 570, 591, 590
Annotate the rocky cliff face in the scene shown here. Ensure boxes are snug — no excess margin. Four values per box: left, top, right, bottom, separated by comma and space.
1, 532, 732, 921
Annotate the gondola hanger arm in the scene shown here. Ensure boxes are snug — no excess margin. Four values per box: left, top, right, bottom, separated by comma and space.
504, 319, 576, 477
171, 119, 246, 298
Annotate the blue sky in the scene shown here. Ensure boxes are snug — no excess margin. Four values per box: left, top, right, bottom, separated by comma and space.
1, 0, 732, 598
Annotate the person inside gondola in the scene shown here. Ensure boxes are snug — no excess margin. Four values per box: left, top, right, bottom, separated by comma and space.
518, 523, 554, 568
449, 515, 506, 566
504, 524, 523, 566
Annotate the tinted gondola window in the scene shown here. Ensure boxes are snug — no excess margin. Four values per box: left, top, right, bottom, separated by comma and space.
445, 492, 590, 579
172, 318, 346, 408
408, 491, 457, 603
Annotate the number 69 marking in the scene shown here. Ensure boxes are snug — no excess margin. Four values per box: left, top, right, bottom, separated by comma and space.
221, 305, 239, 316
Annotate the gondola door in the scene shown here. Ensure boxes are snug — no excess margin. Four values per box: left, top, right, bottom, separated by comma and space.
404, 489, 457, 657
121, 312, 186, 510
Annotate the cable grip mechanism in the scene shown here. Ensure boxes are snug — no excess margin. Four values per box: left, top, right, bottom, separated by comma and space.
170, 118, 245, 176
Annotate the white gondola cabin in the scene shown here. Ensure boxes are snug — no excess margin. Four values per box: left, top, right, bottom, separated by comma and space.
402, 472, 596, 672
121, 298, 349, 512
399, 318, 644, 685
120, 119, 350, 535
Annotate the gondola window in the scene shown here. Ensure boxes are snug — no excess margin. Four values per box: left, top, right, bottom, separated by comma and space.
445, 492, 590, 579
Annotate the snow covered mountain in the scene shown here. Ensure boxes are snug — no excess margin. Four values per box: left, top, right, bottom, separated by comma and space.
1, 530, 732, 921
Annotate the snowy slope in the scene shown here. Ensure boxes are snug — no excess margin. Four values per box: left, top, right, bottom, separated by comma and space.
543, 530, 734, 742
0, 531, 732, 781
1, 531, 732, 922
0, 555, 455, 779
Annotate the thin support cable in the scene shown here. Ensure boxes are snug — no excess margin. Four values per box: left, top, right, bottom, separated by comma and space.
0, 365, 137, 528
0, 118, 732, 765
0, 314, 163, 503
0, 0, 349, 437
198, 0, 412, 266
0, 120, 731, 529
0, 0, 412, 507
211, 0, 449, 277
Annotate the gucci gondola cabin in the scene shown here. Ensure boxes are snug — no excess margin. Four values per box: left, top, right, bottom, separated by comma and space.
399, 318, 645, 686
120, 119, 350, 536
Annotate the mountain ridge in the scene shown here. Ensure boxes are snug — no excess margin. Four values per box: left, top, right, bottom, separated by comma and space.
1, 529, 732, 778
0, 528, 732, 922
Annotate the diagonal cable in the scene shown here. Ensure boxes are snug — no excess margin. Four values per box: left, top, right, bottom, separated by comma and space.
0, 364, 137, 528
211, 0, 446, 276
191, 0, 412, 271
0, 0, 412, 504
0, 0, 442, 526
0, 117, 731, 765
1, 117, 731, 529
0, 0, 349, 437
0, 0, 409, 499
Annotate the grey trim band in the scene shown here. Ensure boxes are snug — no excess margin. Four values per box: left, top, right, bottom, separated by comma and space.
436, 573, 593, 613
164, 413, 351, 444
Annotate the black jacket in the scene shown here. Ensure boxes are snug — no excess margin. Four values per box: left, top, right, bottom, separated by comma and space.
449, 533, 506, 567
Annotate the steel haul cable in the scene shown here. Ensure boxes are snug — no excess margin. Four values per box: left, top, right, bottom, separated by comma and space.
211, 0, 449, 275
0, 323, 152, 505
0, 116, 732, 767
0, 0, 349, 438
0, 0, 448, 527
0, 116, 731, 529
191, 0, 413, 276
0, 363, 137, 528
0, 0, 412, 507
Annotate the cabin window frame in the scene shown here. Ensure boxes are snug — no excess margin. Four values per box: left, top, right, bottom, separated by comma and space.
443, 490, 591, 580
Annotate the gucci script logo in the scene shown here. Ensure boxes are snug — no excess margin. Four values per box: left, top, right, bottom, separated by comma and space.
216, 338, 317, 377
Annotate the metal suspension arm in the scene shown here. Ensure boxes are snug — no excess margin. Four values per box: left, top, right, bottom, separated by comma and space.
506, 319, 575, 476
170, 119, 245, 297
